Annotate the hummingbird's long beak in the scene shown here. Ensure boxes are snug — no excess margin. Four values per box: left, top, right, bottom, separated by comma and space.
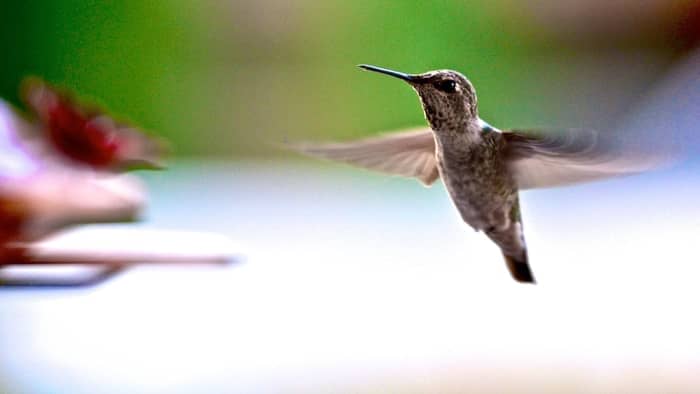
358, 64, 419, 83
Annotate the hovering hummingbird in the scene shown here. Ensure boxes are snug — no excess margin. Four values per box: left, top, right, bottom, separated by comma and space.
294, 65, 660, 284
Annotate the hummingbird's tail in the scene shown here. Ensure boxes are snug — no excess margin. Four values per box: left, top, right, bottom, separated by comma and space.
482, 198, 535, 283
484, 217, 536, 284
503, 251, 535, 284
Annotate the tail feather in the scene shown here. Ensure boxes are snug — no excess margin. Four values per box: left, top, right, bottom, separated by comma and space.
503, 252, 536, 284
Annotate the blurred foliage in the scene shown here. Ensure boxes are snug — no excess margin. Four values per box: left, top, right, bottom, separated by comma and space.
0, 0, 679, 157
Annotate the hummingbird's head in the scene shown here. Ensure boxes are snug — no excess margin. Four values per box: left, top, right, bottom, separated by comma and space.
359, 65, 478, 133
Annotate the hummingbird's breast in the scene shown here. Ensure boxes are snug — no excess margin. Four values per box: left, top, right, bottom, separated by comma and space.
436, 133, 517, 231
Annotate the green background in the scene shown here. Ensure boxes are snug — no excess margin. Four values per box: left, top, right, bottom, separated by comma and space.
0, 1, 680, 157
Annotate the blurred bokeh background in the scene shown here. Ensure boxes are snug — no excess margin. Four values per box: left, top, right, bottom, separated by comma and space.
2, 0, 699, 157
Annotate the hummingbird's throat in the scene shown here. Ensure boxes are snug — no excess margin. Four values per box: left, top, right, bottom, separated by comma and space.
422, 104, 475, 136
416, 88, 477, 132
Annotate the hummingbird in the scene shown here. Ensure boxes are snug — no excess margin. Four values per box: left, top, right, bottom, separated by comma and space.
294, 65, 659, 284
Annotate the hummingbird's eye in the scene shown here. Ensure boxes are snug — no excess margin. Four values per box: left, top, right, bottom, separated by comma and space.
435, 80, 457, 93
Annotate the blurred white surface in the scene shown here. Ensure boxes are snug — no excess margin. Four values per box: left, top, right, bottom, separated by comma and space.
26, 227, 236, 264
0, 160, 699, 393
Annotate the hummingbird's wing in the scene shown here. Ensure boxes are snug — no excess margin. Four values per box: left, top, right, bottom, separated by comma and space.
503, 128, 662, 190
291, 128, 439, 186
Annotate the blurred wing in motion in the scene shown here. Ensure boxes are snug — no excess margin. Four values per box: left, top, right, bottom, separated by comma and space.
292, 128, 439, 186
22, 78, 166, 171
505, 46, 700, 190
503, 128, 664, 190
614, 47, 700, 159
